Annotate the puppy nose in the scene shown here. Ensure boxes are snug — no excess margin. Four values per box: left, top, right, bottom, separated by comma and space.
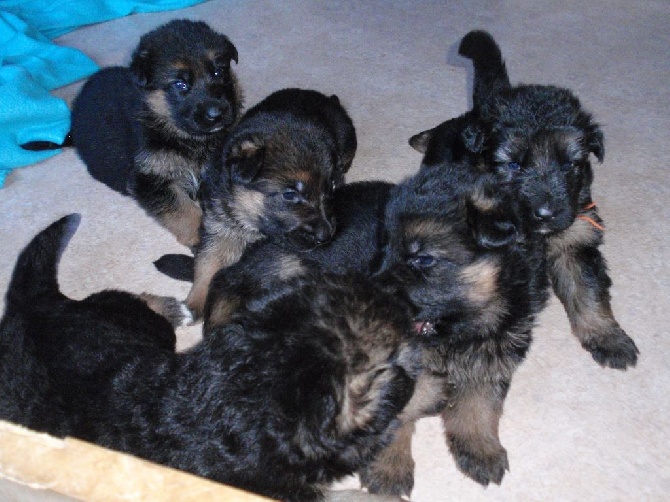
533, 205, 555, 221
205, 105, 224, 122
313, 223, 333, 245
306, 218, 335, 245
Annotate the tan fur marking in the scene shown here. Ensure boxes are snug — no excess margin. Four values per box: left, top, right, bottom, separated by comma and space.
277, 255, 306, 281
187, 236, 247, 318
206, 295, 240, 329
138, 293, 187, 327
469, 186, 498, 212
406, 218, 447, 240
398, 373, 448, 422
549, 236, 620, 345
460, 259, 499, 305
144, 90, 196, 140
337, 364, 394, 434
442, 387, 504, 454
146, 90, 171, 118
548, 218, 602, 254
231, 188, 265, 231
136, 150, 204, 179
172, 61, 189, 70
359, 421, 416, 495
158, 199, 202, 248
294, 170, 313, 184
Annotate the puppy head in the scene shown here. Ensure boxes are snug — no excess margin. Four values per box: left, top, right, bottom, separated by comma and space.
486, 85, 604, 235
374, 177, 512, 339
130, 20, 242, 137
220, 125, 339, 249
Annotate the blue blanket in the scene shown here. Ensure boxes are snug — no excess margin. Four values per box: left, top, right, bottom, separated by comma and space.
0, 0, 209, 187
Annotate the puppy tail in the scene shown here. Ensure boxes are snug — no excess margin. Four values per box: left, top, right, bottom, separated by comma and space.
5, 214, 81, 311
153, 254, 195, 282
458, 30, 511, 112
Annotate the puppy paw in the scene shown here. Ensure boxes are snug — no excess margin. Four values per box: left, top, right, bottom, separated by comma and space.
450, 439, 509, 486
583, 327, 639, 369
140, 293, 193, 328
359, 459, 414, 498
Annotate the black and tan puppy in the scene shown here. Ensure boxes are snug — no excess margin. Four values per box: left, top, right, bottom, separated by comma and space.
192, 115, 535, 497
411, 30, 637, 371
0, 214, 420, 502
185, 87, 357, 318
359, 161, 546, 494
71, 20, 243, 248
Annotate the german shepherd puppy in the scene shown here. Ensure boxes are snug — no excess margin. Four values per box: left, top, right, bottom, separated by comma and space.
0, 214, 420, 502
180, 113, 532, 497
411, 30, 638, 371
153, 180, 391, 284
71, 20, 243, 248
185, 87, 357, 318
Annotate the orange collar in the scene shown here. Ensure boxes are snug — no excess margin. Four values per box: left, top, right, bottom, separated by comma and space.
576, 202, 605, 231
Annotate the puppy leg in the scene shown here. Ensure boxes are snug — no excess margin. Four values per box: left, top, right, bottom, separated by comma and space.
186, 235, 247, 319
203, 291, 240, 332
359, 422, 415, 497
156, 198, 202, 250
442, 380, 509, 486
548, 220, 639, 369
133, 172, 202, 248
359, 373, 448, 496
139, 293, 193, 328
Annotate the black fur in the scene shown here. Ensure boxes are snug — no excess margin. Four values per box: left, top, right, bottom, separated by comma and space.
0, 215, 420, 502
185, 87, 357, 318
71, 20, 242, 248
455, 30, 638, 370
373, 30, 639, 491
155, 180, 391, 283
190, 116, 541, 494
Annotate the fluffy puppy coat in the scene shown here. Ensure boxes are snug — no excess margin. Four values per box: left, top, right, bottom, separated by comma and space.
186, 87, 357, 318
412, 30, 637, 370
154, 180, 392, 284
0, 215, 419, 502
71, 20, 243, 248
192, 115, 536, 496
387, 29, 638, 490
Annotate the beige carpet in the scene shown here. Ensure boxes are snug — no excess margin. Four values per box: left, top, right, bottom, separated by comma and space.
1, 0, 668, 500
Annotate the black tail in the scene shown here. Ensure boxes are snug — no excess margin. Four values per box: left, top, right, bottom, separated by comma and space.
5, 214, 81, 311
458, 30, 511, 114
153, 254, 195, 282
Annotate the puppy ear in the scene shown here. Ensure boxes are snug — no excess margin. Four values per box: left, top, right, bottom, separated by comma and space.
226, 135, 265, 184
129, 49, 151, 87
409, 129, 433, 154
226, 40, 239, 65
588, 126, 605, 163
461, 122, 485, 153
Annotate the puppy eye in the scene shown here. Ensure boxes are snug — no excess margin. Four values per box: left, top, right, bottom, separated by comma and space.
410, 254, 436, 268
172, 80, 189, 92
506, 162, 521, 172
561, 161, 576, 172
282, 190, 300, 202
212, 58, 230, 78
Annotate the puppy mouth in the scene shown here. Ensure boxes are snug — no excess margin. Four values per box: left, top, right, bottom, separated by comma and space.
535, 226, 554, 235
414, 320, 437, 336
